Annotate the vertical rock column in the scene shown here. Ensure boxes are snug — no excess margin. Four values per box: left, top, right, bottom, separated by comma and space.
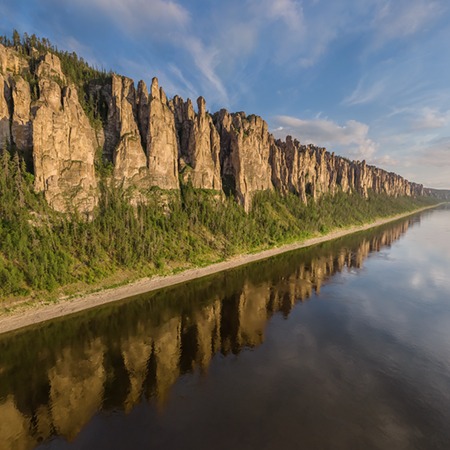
146, 77, 179, 190
173, 95, 221, 190
32, 53, 98, 213
11, 76, 33, 166
107, 74, 148, 187
215, 111, 272, 211
0, 73, 11, 150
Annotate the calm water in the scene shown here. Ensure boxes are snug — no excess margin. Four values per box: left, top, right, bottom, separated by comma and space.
1, 205, 450, 450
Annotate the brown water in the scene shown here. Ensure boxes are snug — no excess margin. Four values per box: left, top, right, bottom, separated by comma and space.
1, 206, 450, 450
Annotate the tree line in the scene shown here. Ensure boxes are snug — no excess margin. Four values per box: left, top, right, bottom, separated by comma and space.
0, 147, 437, 300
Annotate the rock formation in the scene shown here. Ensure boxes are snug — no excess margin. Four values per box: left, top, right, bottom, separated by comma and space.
104, 74, 148, 188
146, 77, 179, 190
32, 53, 98, 213
0, 41, 437, 215
270, 137, 425, 202
173, 95, 222, 190
11, 76, 33, 165
0, 73, 11, 150
214, 110, 273, 211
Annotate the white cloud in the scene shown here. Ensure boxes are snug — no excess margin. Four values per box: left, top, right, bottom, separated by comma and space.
58, 36, 102, 68
167, 64, 198, 100
180, 36, 229, 107
343, 78, 387, 106
264, 0, 305, 30
374, 130, 450, 188
416, 137, 450, 167
71, 0, 190, 31
371, 0, 444, 44
371, 154, 400, 167
412, 108, 450, 130
274, 115, 378, 160
70, 0, 229, 105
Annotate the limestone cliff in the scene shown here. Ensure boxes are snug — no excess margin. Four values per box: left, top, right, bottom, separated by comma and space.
146, 78, 179, 190
0, 40, 436, 215
214, 110, 273, 211
271, 137, 425, 203
104, 74, 148, 187
173, 95, 221, 190
11, 75, 33, 165
32, 53, 98, 213
0, 73, 11, 150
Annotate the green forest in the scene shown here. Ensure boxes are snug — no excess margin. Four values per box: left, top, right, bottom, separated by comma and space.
0, 149, 437, 302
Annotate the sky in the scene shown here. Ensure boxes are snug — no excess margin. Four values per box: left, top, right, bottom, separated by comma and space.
1, 0, 450, 189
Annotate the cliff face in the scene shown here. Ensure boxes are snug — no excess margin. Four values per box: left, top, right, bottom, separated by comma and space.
0, 42, 430, 214
102, 75, 180, 195
105, 74, 148, 187
214, 110, 273, 211
146, 77, 179, 190
270, 137, 424, 202
173, 95, 221, 191
32, 53, 99, 213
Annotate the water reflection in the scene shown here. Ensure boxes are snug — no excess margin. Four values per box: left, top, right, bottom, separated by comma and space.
0, 215, 432, 449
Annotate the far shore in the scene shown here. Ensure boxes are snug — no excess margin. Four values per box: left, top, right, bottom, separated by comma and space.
0, 204, 441, 335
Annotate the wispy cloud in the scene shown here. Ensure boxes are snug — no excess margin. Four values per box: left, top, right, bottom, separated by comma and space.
71, 0, 190, 32
180, 36, 229, 107
68, 0, 229, 105
167, 64, 198, 100
343, 78, 387, 106
274, 115, 378, 160
415, 137, 450, 167
371, 0, 444, 45
263, 0, 305, 30
57, 35, 102, 68
412, 108, 450, 130
371, 154, 400, 167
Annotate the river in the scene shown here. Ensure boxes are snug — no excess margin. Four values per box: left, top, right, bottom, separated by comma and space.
1, 205, 449, 449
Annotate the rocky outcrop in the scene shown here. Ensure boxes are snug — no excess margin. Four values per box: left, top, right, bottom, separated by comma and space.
11, 76, 33, 164
146, 77, 179, 190
0, 41, 431, 215
0, 73, 11, 150
32, 53, 98, 213
423, 187, 449, 200
0, 45, 32, 170
173, 95, 221, 190
0, 43, 27, 75
214, 110, 273, 211
271, 137, 425, 202
104, 74, 148, 188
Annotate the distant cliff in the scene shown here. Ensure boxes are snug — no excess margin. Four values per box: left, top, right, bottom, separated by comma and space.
0, 42, 431, 214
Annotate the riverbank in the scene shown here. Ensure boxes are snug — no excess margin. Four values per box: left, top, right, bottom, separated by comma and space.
0, 204, 441, 335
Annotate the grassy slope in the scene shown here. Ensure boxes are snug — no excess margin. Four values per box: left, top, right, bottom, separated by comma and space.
0, 150, 438, 304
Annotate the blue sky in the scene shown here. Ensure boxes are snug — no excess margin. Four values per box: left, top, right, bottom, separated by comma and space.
1, 0, 450, 188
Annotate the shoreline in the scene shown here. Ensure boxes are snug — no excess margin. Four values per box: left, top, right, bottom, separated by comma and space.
0, 204, 440, 335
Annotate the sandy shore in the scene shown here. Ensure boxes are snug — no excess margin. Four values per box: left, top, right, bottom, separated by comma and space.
0, 205, 438, 335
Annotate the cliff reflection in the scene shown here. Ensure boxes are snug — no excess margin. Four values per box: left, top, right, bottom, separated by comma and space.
0, 218, 414, 449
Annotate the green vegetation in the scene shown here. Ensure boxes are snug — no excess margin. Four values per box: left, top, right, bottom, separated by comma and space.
0, 149, 438, 301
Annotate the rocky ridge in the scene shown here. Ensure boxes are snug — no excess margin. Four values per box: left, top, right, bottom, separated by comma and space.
0, 43, 429, 214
